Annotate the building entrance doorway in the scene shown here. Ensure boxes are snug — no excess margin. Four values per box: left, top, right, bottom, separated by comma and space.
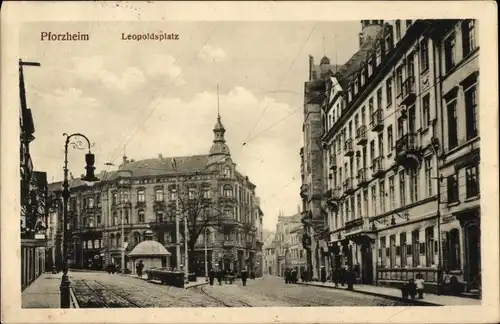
465, 222, 481, 290
361, 242, 373, 284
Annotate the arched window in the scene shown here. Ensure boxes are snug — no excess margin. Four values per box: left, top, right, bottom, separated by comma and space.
113, 212, 118, 226
88, 216, 94, 228
224, 207, 233, 219
223, 185, 233, 197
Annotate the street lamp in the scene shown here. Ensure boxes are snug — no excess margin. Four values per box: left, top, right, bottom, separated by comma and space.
430, 137, 444, 295
60, 133, 99, 308
204, 227, 210, 282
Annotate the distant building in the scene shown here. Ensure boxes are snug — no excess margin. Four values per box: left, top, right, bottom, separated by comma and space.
273, 210, 305, 277
48, 113, 263, 276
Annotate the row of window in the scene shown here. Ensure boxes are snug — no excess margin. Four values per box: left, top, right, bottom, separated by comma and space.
444, 20, 477, 73
446, 81, 479, 149
378, 228, 435, 268
331, 161, 434, 228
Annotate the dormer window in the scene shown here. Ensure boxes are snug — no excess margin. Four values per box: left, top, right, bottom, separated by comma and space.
385, 28, 394, 53
367, 57, 373, 77
353, 76, 358, 94
360, 66, 366, 86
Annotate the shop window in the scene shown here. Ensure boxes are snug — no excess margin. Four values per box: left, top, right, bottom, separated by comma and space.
444, 229, 461, 270
400, 232, 407, 267
412, 230, 420, 267
425, 227, 434, 267
389, 235, 396, 267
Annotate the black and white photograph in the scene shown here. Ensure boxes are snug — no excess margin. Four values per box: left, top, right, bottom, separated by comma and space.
1, 1, 498, 324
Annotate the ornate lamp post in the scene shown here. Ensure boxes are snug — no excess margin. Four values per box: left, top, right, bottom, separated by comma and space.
204, 227, 210, 282
60, 133, 99, 308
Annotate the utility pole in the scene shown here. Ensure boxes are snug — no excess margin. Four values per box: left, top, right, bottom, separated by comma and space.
175, 180, 181, 271
184, 212, 189, 284
121, 197, 125, 273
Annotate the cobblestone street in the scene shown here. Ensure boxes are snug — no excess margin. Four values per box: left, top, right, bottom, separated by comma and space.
69, 272, 412, 307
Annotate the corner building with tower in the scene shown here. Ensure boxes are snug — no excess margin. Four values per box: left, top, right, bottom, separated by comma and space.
300, 19, 480, 295
49, 113, 264, 276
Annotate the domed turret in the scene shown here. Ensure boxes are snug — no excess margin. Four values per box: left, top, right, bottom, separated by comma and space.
320, 56, 330, 65
208, 114, 231, 165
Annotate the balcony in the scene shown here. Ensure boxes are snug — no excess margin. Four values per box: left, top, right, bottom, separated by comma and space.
300, 184, 309, 199
301, 233, 312, 249
395, 133, 422, 168
344, 139, 354, 156
246, 241, 254, 249
343, 177, 354, 194
223, 241, 237, 248
344, 217, 375, 243
329, 155, 337, 170
135, 201, 146, 209
401, 76, 416, 105
323, 188, 340, 212
153, 200, 165, 210
356, 125, 367, 145
370, 109, 384, 132
371, 156, 385, 177
301, 210, 311, 225
221, 216, 238, 228
357, 168, 369, 186
75, 224, 104, 234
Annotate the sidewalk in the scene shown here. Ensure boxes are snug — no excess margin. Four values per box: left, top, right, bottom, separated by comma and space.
22, 272, 78, 308
298, 281, 481, 306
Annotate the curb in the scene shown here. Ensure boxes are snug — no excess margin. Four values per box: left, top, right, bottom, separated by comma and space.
69, 286, 80, 308
297, 282, 440, 306
185, 281, 209, 289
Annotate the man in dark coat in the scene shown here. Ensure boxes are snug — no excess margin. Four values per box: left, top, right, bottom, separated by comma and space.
346, 266, 355, 290
291, 268, 298, 284
216, 268, 223, 285
320, 266, 327, 283
240, 267, 249, 286
208, 268, 215, 286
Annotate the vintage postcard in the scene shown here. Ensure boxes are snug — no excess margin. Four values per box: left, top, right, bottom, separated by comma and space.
1, 1, 498, 323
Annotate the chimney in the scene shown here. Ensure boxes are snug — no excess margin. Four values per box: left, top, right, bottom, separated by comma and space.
158, 154, 163, 159
308, 55, 314, 80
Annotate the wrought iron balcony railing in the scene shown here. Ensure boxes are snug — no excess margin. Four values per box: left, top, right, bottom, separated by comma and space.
356, 125, 367, 145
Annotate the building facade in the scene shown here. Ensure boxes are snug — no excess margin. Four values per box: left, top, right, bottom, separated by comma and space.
437, 19, 480, 295
49, 114, 263, 276
300, 19, 480, 295
273, 211, 305, 277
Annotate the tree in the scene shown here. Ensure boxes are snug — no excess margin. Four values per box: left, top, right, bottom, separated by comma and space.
176, 183, 226, 272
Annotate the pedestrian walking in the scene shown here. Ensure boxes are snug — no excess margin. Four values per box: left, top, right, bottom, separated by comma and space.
415, 273, 425, 299
136, 260, 144, 278
320, 266, 327, 284
333, 267, 340, 288
291, 268, 298, 284
208, 268, 215, 286
346, 266, 355, 291
402, 279, 417, 299
216, 268, 223, 285
241, 267, 248, 286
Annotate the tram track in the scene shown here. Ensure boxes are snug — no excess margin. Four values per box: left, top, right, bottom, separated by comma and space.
73, 280, 141, 308
199, 285, 253, 307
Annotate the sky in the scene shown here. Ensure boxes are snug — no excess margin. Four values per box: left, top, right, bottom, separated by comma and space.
20, 21, 360, 231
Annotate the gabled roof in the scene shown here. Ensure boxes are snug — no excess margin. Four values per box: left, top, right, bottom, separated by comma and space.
48, 154, 211, 191
335, 26, 385, 89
